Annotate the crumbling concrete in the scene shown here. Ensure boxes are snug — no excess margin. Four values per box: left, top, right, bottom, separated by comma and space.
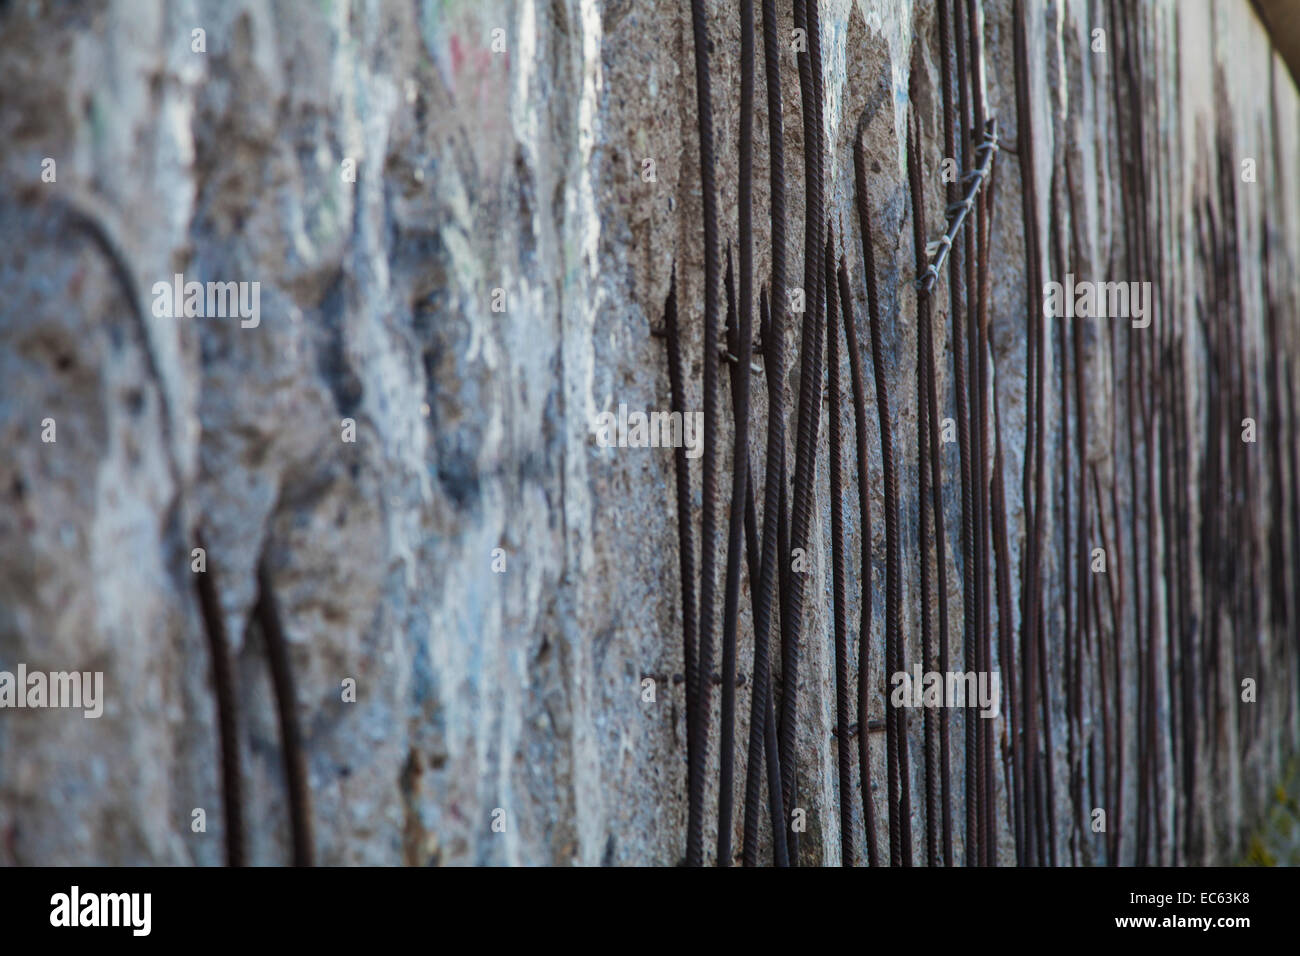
0, 0, 1297, 865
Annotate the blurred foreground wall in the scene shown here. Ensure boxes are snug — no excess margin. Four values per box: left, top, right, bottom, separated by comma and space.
1, 0, 1298, 865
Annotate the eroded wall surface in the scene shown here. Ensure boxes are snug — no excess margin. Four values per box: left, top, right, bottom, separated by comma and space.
1, 0, 1297, 865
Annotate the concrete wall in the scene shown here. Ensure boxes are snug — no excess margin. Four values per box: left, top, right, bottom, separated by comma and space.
0, 0, 1297, 865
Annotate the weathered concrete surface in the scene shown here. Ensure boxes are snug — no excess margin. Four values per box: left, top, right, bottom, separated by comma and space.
1243, 758, 1300, 865
0, 0, 1297, 865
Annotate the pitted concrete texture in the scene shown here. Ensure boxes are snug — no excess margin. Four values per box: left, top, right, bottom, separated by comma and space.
0, 0, 1298, 865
